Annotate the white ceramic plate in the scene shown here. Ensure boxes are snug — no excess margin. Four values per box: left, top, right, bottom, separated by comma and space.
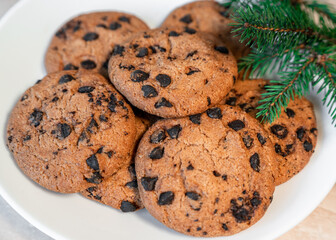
0, 0, 335, 239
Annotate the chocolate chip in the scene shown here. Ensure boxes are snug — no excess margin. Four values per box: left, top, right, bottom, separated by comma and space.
257, 133, 266, 145
250, 153, 260, 172
63, 64, 78, 70
270, 125, 288, 139
7, 136, 13, 143
206, 108, 222, 119
20, 94, 28, 101
303, 140, 313, 152
207, 97, 211, 106
215, 46, 229, 54
94, 195, 102, 200
35, 79, 41, 84
250, 197, 261, 207
228, 120, 245, 131
141, 177, 158, 191
55, 28, 66, 39
112, 45, 125, 56
226, 97, 237, 106
86, 154, 99, 171
154, 98, 173, 108
189, 114, 202, 124
99, 114, 107, 122
196, 227, 202, 231
23, 135, 31, 141
180, 14, 193, 24
136, 47, 148, 58
231, 200, 250, 223
186, 67, 201, 75
59, 74, 75, 84
158, 191, 174, 205
78, 86, 95, 93
150, 130, 166, 143
285, 108, 295, 118
167, 125, 182, 139
275, 144, 285, 157
96, 24, 107, 28
125, 179, 138, 188
118, 16, 130, 23
243, 135, 253, 149
29, 109, 43, 127
296, 127, 305, 141
155, 74, 171, 87
213, 171, 221, 177
222, 223, 229, 231
108, 94, 117, 112
54, 123, 72, 139
131, 70, 149, 82
141, 85, 158, 98
149, 147, 164, 159
185, 50, 198, 59
222, 174, 228, 181
81, 60, 96, 69
187, 164, 194, 170
85, 172, 102, 184
168, 31, 180, 37
128, 163, 136, 176
120, 201, 137, 212
184, 27, 196, 34
310, 128, 317, 135
106, 151, 113, 158
83, 32, 99, 41
109, 22, 121, 30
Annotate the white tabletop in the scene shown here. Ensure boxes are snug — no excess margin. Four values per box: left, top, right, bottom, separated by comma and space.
0, 2, 52, 240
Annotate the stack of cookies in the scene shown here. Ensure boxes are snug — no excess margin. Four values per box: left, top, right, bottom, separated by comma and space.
6, 1, 318, 237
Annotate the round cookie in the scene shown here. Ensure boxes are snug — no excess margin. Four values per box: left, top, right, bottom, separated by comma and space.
45, 12, 149, 76
223, 79, 318, 185
6, 70, 136, 193
135, 105, 276, 237
108, 28, 238, 118
161, 0, 250, 60
80, 116, 150, 211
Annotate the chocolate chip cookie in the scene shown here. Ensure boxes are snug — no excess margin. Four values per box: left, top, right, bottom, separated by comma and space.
6, 70, 136, 193
80, 115, 151, 211
135, 105, 276, 237
161, 0, 250, 60
45, 12, 149, 76
223, 79, 318, 185
108, 28, 238, 118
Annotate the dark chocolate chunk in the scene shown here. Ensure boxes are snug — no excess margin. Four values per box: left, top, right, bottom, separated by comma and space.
86, 154, 99, 171
29, 109, 43, 127
167, 125, 182, 139
96, 24, 107, 28
108, 93, 117, 112
83, 32, 99, 41
226, 97, 237, 106
303, 140, 313, 152
285, 108, 295, 118
94, 195, 102, 200
63, 64, 78, 70
222, 223, 229, 231
275, 144, 285, 157
141, 85, 158, 98
189, 114, 202, 125
125, 179, 138, 189
168, 31, 180, 37
120, 201, 137, 212
54, 123, 72, 139
207, 97, 211, 106
7, 136, 13, 143
242, 135, 254, 149
118, 16, 130, 23
184, 27, 196, 34
141, 177, 158, 191
106, 151, 113, 158
228, 120, 245, 131
196, 227, 202, 231
99, 114, 107, 122
250, 153, 260, 172
78, 86, 95, 93
109, 22, 121, 30
85, 172, 102, 184
310, 128, 317, 135
270, 125, 288, 139
230, 200, 250, 223
119, 63, 135, 70
296, 127, 305, 141
155, 74, 171, 87
150, 130, 166, 144
87, 118, 98, 133
131, 70, 149, 82
257, 133, 267, 145
154, 98, 173, 108
206, 108, 222, 119
222, 174, 228, 181
158, 191, 174, 205
51, 97, 59, 102
23, 135, 31, 141
59, 74, 75, 84
213, 171, 221, 177
136, 47, 148, 58
215, 46, 229, 54
180, 14, 193, 24
112, 45, 125, 56
250, 197, 261, 207
149, 147, 164, 159
81, 60, 96, 69
187, 164, 194, 170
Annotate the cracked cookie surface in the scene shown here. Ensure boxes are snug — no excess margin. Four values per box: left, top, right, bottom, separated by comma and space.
45, 11, 149, 76
108, 28, 237, 118
6, 70, 136, 193
161, 0, 250, 60
222, 79, 318, 185
135, 105, 275, 237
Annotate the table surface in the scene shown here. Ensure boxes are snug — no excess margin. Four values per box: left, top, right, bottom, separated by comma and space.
0, 0, 335, 239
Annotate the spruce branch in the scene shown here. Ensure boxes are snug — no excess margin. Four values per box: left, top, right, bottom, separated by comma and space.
301, 0, 336, 25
